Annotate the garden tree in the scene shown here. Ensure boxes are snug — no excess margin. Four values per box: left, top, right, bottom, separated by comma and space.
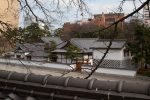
98, 27, 125, 39
44, 41, 57, 62
65, 44, 80, 63
61, 23, 100, 39
4, 27, 25, 44
73, 23, 100, 38
23, 23, 51, 42
124, 19, 143, 41
84, 0, 150, 79
60, 23, 79, 41
17, 0, 88, 31
4, 23, 51, 43
0, 0, 87, 38
0, 0, 149, 78
127, 25, 150, 69
62, 22, 125, 39
54, 28, 63, 37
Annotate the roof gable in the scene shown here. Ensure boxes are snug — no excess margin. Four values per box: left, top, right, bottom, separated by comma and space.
41, 37, 67, 49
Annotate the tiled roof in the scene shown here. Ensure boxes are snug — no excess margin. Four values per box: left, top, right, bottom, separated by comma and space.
41, 37, 67, 49
41, 37, 126, 51
51, 49, 67, 53
90, 39, 126, 49
71, 38, 126, 51
16, 43, 48, 57
17, 43, 45, 52
70, 38, 96, 52
0, 70, 150, 100
31, 50, 48, 57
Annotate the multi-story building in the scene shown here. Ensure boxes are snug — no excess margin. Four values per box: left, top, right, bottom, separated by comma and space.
62, 12, 124, 36
143, 4, 150, 26
24, 14, 47, 30
92, 12, 124, 29
0, 0, 19, 28
0, 0, 19, 54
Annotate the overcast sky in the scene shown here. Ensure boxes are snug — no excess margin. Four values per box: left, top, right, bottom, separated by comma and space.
86, 0, 132, 14
80, 0, 142, 17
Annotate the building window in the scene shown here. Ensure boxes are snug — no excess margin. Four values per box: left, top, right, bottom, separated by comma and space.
26, 55, 31, 60
16, 55, 21, 59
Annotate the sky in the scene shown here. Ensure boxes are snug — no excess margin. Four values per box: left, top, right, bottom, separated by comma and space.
86, 0, 130, 14
77, 0, 142, 17
20, 0, 144, 28
55, 0, 142, 28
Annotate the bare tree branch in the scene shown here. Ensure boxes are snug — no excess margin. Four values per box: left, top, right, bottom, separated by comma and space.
84, 0, 150, 79
85, 23, 119, 79
0, 0, 149, 78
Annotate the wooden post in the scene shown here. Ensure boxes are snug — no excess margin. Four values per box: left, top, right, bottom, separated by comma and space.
76, 61, 82, 72
61, 53, 62, 63
75, 58, 82, 72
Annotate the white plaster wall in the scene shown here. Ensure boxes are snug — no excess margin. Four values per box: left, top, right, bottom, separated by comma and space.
57, 54, 64, 59
0, 58, 136, 77
83, 55, 93, 65
95, 68, 136, 76
93, 49, 123, 60
0, 58, 74, 70
32, 57, 47, 62
82, 67, 136, 76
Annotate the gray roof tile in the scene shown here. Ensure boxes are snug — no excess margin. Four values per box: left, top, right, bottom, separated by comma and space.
70, 38, 96, 52
51, 49, 67, 53
91, 39, 126, 49
0, 70, 150, 100
16, 43, 48, 57
41, 37, 67, 49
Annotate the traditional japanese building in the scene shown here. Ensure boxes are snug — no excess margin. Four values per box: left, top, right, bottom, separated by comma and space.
0, 70, 150, 100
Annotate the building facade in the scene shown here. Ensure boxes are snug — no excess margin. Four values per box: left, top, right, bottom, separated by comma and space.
92, 12, 124, 29
143, 3, 150, 26
91, 40, 134, 69
62, 12, 124, 34
0, 0, 19, 28
0, 0, 19, 54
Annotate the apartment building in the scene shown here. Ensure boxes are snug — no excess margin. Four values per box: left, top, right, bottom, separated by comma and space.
143, 3, 150, 26
0, 0, 19, 54
63, 12, 124, 34
92, 12, 124, 29
0, 0, 19, 28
